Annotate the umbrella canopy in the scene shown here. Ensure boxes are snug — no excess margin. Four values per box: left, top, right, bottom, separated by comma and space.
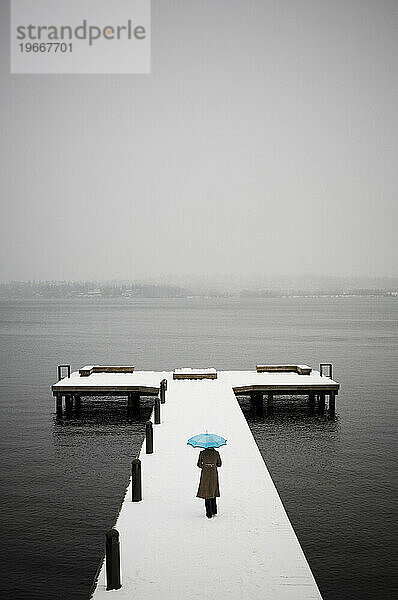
187, 433, 227, 449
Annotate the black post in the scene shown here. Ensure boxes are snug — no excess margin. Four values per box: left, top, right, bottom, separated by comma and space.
105, 529, 121, 590
132, 458, 142, 502
308, 393, 316, 409
154, 398, 161, 424
160, 379, 167, 404
146, 421, 153, 454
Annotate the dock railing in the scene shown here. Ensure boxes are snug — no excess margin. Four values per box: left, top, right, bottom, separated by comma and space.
57, 364, 71, 381
320, 363, 333, 379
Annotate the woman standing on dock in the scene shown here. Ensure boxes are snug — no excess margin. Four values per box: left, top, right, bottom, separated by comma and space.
196, 447, 222, 518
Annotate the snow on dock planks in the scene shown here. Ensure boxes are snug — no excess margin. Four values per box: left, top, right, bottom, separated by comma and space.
51, 365, 339, 599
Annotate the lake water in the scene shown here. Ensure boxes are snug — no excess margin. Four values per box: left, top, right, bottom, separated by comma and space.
0, 297, 396, 599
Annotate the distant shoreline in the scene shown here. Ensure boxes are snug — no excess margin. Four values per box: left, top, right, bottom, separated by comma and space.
0, 280, 397, 300
0, 292, 396, 300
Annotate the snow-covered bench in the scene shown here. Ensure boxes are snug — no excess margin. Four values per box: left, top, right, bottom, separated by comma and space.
256, 364, 312, 375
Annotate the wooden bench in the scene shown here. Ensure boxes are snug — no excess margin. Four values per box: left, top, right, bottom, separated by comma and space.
256, 365, 312, 375
173, 368, 217, 380
79, 365, 135, 377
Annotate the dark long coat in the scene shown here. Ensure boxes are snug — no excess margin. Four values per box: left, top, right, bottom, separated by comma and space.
196, 448, 222, 499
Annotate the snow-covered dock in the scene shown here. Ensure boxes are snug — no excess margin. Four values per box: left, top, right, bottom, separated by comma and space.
52, 364, 339, 417
52, 366, 340, 599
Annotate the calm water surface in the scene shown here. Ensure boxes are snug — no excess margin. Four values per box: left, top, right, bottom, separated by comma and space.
0, 297, 396, 599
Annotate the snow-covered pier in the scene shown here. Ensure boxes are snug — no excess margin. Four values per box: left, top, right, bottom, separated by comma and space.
52, 365, 340, 599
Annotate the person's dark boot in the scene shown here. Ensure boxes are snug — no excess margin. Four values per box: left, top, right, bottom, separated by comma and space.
211, 498, 217, 515
205, 499, 213, 518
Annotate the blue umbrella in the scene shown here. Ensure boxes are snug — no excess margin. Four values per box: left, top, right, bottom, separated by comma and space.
187, 433, 227, 448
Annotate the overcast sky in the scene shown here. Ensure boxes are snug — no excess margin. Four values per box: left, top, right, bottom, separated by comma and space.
0, 0, 396, 283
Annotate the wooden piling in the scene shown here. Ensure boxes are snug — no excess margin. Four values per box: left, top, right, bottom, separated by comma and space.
127, 392, 140, 417
131, 459, 142, 502
329, 392, 336, 417
318, 392, 326, 414
252, 391, 263, 417
266, 393, 274, 417
56, 393, 62, 416
105, 529, 122, 590
65, 395, 73, 414
74, 395, 81, 413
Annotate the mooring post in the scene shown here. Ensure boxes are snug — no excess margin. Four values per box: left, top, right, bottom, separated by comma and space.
308, 393, 316, 409
329, 392, 336, 417
318, 392, 326, 414
132, 458, 142, 502
160, 379, 167, 404
105, 528, 122, 590
146, 421, 153, 454
154, 398, 161, 424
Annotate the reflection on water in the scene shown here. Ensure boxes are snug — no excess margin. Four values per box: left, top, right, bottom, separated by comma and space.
54, 396, 154, 426
238, 394, 340, 427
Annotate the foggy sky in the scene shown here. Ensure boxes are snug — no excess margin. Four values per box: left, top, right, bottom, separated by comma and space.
0, 0, 397, 283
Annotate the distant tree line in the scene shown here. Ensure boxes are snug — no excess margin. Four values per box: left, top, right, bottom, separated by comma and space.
0, 281, 396, 299
0, 281, 190, 299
